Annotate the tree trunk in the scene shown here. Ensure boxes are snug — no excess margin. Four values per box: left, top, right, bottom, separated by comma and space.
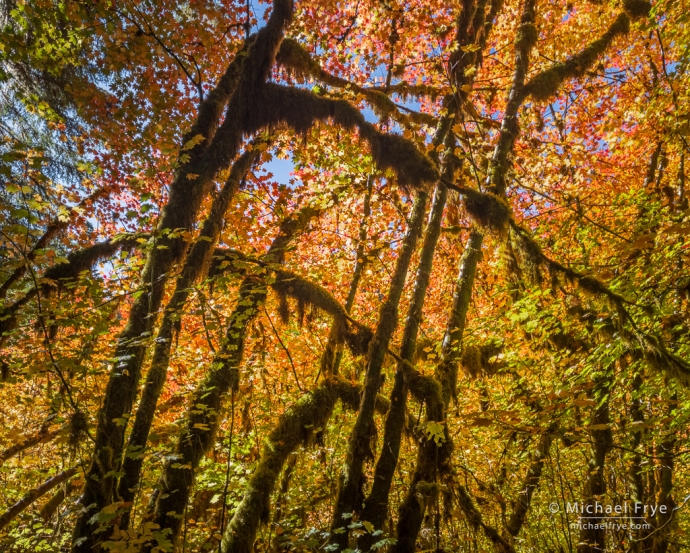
358, 183, 447, 550
577, 377, 612, 553
72, 2, 295, 545
143, 205, 317, 552
328, 191, 427, 549
70, 36, 255, 553
40, 479, 79, 521
652, 394, 676, 553
117, 145, 260, 529
221, 378, 375, 553
505, 428, 554, 537
392, 231, 487, 553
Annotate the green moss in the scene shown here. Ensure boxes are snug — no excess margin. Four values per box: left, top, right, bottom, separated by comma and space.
525, 13, 630, 102
248, 84, 438, 191
515, 22, 538, 51
462, 188, 511, 233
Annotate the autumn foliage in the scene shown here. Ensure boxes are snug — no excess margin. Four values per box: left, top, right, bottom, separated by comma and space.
1, 0, 690, 552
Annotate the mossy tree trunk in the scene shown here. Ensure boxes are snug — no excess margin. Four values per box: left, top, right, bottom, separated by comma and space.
142, 205, 316, 553
577, 377, 612, 553
504, 428, 554, 539
357, 182, 448, 551
72, 2, 295, 547
117, 145, 261, 529
392, 231, 487, 553
329, 191, 427, 550
70, 36, 260, 553
221, 187, 374, 553
221, 378, 372, 553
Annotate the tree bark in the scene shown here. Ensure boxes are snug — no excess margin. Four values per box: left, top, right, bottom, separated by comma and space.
117, 145, 260, 528
577, 377, 612, 553
358, 183, 447, 550
0, 425, 63, 465
72, 4, 294, 547
40, 479, 79, 521
143, 204, 316, 552
505, 428, 554, 538
328, 191, 427, 549
221, 378, 379, 553
392, 231, 487, 553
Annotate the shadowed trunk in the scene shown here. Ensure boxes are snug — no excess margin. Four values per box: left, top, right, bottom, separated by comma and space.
117, 145, 261, 529
328, 191, 428, 550
223, 187, 376, 553
652, 394, 677, 553
505, 428, 554, 538
143, 205, 317, 552
72, 4, 296, 547
577, 377, 612, 553
70, 34, 260, 552
40, 479, 80, 521
358, 182, 448, 550
221, 377, 384, 553
392, 231, 489, 553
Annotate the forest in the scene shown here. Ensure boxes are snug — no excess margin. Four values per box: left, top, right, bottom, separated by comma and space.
0, 0, 689, 551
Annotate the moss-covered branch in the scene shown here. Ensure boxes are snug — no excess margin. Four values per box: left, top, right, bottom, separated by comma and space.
221, 377, 388, 553
359, 182, 449, 551
0, 185, 113, 299
0, 467, 77, 531
0, 235, 142, 347
487, 9, 636, 196
276, 39, 437, 128
248, 83, 438, 190
521, 13, 631, 101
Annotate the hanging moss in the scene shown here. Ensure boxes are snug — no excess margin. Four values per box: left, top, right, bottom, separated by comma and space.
273, 270, 347, 321
248, 83, 438, 190
524, 13, 630, 102
510, 226, 544, 285
343, 320, 374, 357
276, 39, 436, 128
221, 377, 387, 553
461, 188, 511, 232
460, 343, 502, 378
68, 410, 88, 451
